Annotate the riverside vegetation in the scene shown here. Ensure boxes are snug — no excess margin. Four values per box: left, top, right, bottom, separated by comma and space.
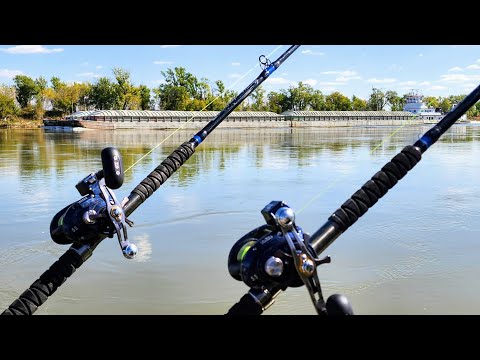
2, 67, 480, 128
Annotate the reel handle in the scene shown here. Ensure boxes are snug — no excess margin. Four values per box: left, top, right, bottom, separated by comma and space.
101, 147, 124, 190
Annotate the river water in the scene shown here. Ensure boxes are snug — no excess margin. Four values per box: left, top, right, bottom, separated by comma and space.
0, 125, 479, 315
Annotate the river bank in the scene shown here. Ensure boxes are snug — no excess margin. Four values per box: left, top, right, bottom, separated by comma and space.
0, 118, 43, 129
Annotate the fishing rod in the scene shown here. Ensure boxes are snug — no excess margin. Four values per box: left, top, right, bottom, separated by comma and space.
1, 45, 300, 315
226, 83, 480, 315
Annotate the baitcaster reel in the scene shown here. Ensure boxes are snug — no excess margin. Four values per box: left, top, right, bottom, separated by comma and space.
228, 200, 354, 315
50, 147, 138, 259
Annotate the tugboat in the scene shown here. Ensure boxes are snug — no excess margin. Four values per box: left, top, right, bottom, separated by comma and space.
403, 91, 443, 123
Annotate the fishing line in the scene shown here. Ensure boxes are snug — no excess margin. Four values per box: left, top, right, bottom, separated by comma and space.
124, 45, 284, 174
296, 113, 421, 215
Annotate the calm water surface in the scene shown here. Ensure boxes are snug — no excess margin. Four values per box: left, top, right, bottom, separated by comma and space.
1, 125, 479, 315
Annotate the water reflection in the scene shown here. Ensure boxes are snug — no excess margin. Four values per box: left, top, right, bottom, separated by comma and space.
132, 234, 152, 263
0, 125, 475, 181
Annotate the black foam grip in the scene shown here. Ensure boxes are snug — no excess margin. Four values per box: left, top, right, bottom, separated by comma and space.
131, 141, 195, 203
225, 294, 264, 316
329, 145, 422, 231
1, 249, 84, 315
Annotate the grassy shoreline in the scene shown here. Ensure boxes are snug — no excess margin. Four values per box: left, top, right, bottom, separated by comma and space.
0, 118, 44, 129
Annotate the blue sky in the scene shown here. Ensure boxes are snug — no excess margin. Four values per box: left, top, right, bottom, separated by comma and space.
1, 45, 479, 100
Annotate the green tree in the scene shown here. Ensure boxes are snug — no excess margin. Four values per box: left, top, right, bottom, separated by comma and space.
43, 87, 56, 108
51, 76, 62, 91
113, 68, 141, 110
33, 76, 49, 119
196, 77, 211, 101
309, 90, 325, 110
266, 91, 288, 113
467, 105, 478, 118
208, 80, 227, 110
35, 76, 46, 89
155, 67, 210, 110
385, 91, 405, 111
288, 82, 314, 110
367, 88, 387, 110
439, 97, 452, 114
250, 86, 267, 111
274, 82, 325, 111
0, 85, 18, 119
351, 95, 368, 110
210, 80, 237, 110
138, 85, 151, 110
156, 86, 190, 110
448, 94, 465, 107
35, 77, 47, 94
423, 96, 439, 110
76, 82, 91, 111
159, 67, 211, 103
325, 91, 352, 111
89, 77, 118, 110
48, 78, 86, 115
185, 98, 207, 110
13, 75, 39, 108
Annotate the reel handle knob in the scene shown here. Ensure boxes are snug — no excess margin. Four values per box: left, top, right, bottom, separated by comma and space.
123, 243, 138, 259
326, 293, 354, 315
101, 147, 124, 189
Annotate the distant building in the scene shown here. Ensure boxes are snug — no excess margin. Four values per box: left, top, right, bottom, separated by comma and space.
402, 91, 443, 121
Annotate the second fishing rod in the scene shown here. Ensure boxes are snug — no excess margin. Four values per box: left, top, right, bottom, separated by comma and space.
1, 45, 300, 316
226, 81, 480, 316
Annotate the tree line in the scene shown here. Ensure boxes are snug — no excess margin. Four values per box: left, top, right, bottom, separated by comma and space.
1, 66, 480, 121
